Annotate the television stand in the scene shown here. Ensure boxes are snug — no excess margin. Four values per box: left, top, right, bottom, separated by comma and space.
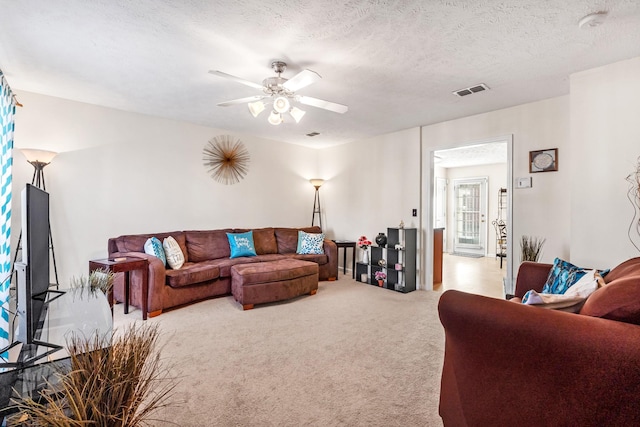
0, 287, 112, 421
0, 288, 67, 369
0, 340, 62, 370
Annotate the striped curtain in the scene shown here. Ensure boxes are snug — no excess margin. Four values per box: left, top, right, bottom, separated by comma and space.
0, 72, 15, 353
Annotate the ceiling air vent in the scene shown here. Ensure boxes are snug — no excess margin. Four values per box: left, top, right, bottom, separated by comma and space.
453, 83, 490, 97
306, 132, 320, 137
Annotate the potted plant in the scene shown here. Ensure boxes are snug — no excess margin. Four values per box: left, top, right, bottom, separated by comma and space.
358, 235, 372, 264
10, 273, 176, 426
375, 270, 387, 287
70, 268, 115, 295
11, 323, 176, 426
520, 235, 546, 262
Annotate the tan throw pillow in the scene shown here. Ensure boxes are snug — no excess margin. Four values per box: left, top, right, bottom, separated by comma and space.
163, 236, 185, 269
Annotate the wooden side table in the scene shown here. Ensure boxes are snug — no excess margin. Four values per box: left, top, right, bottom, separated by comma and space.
332, 240, 356, 278
89, 256, 149, 320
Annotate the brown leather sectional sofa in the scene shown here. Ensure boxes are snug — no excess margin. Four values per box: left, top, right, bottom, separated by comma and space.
107, 226, 338, 317
438, 257, 640, 426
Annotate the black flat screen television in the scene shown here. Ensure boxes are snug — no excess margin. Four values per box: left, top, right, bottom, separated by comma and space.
12, 184, 63, 364
1, 185, 62, 368
16, 184, 52, 344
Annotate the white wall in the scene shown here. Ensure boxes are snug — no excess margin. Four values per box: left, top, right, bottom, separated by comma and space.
11, 91, 319, 285
317, 128, 421, 277
570, 57, 640, 269
319, 97, 572, 290
421, 96, 572, 288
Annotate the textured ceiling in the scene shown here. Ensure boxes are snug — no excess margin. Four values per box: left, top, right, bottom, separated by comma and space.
435, 142, 507, 168
1, 1, 639, 149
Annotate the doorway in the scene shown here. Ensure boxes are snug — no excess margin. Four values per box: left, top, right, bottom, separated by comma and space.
430, 137, 513, 296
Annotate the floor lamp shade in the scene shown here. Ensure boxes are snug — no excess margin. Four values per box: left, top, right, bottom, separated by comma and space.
20, 148, 58, 164
310, 179, 324, 189
19, 149, 58, 191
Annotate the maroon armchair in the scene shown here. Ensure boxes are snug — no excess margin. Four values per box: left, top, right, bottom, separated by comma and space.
438, 258, 640, 426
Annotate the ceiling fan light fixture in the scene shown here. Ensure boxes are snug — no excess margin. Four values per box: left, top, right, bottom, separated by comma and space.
289, 107, 306, 123
268, 110, 283, 125
273, 96, 290, 113
211, 60, 349, 126
248, 101, 265, 117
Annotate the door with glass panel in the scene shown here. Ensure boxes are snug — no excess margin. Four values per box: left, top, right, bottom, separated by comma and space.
452, 177, 488, 256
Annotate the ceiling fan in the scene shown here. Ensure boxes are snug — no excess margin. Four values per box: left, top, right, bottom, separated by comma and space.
209, 61, 348, 125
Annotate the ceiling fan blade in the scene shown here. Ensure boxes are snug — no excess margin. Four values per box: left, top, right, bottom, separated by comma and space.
217, 95, 266, 107
208, 70, 263, 90
283, 69, 321, 92
298, 96, 348, 114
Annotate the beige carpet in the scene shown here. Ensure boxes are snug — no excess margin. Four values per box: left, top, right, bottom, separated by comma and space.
113, 276, 445, 426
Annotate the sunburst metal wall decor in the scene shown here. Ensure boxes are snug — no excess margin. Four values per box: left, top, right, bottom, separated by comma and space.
203, 135, 250, 185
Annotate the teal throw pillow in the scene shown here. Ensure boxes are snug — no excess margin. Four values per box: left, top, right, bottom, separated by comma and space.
296, 230, 325, 255
226, 231, 257, 258
144, 237, 167, 266
541, 258, 587, 294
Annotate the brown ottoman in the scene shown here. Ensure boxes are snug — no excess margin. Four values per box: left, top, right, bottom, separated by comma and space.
231, 259, 319, 310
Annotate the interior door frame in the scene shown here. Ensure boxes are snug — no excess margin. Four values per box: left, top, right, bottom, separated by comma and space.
434, 177, 447, 251
423, 134, 513, 294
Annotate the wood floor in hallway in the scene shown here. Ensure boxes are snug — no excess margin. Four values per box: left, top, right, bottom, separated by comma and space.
434, 253, 506, 299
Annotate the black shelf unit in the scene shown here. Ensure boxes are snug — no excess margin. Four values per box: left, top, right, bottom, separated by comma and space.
355, 227, 416, 293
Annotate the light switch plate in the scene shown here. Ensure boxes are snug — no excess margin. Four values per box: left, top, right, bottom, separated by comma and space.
516, 177, 532, 188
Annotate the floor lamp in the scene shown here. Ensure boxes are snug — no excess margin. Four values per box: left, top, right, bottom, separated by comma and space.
310, 179, 324, 230
12, 149, 60, 288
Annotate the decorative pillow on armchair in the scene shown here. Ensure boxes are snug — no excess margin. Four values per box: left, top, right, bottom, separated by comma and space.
541, 258, 589, 294
144, 237, 167, 266
226, 231, 257, 258
296, 231, 325, 255
163, 236, 185, 269
522, 269, 604, 312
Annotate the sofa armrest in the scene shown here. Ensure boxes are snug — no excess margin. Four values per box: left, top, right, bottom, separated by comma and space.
513, 261, 553, 297
438, 290, 640, 426
322, 239, 338, 280
110, 251, 166, 313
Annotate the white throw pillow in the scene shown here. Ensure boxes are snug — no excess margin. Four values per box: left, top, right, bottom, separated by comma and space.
163, 236, 185, 269
521, 269, 603, 311
296, 230, 325, 255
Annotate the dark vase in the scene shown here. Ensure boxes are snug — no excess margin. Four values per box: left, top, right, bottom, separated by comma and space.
375, 233, 387, 247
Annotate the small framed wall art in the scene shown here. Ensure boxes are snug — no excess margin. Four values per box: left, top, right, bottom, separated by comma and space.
529, 148, 558, 173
